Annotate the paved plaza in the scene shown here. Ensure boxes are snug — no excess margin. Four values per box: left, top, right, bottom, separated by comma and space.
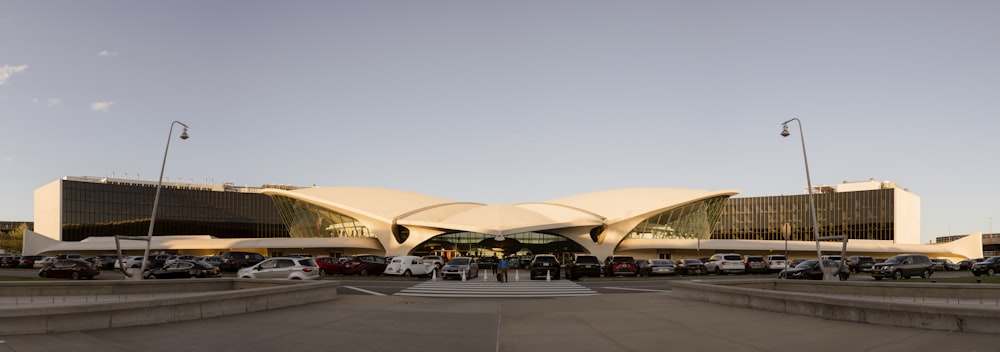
1, 291, 996, 352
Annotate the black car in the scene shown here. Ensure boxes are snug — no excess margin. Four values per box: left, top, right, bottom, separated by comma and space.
675, 259, 707, 275
219, 251, 267, 272
871, 254, 932, 280
778, 260, 850, 281
529, 254, 561, 280
143, 260, 222, 279
971, 256, 1000, 276
744, 255, 768, 274
567, 254, 602, 280
846, 256, 875, 273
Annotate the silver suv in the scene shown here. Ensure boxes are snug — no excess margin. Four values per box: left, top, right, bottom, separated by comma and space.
237, 257, 320, 280
871, 254, 932, 280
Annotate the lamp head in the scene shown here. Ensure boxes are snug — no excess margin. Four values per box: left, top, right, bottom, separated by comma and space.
780, 124, 790, 137
180, 127, 189, 140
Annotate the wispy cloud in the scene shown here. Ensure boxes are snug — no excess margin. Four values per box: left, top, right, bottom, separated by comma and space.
91, 101, 114, 112
0, 64, 28, 86
98, 50, 119, 57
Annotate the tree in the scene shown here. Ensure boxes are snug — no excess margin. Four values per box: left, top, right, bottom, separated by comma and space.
0, 223, 26, 254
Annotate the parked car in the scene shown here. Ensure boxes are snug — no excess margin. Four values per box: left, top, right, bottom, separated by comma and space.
196, 255, 223, 268
164, 254, 197, 267
846, 256, 875, 273
971, 256, 1000, 276
778, 259, 850, 281
237, 257, 319, 280
384, 255, 435, 277
871, 254, 933, 280
219, 251, 267, 272
957, 259, 976, 271
18, 255, 45, 269
604, 255, 638, 277
639, 259, 676, 276
342, 254, 388, 276
441, 257, 479, 280
93, 254, 120, 270
315, 256, 349, 276
421, 255, 446, 269
0, 255, 21, 268
675, 259, 707, 275
744, 255, 768, 274
529, 254, 560, 280
477, 256, 497, 270
764, 254, 788, 272
114, 255, 152, 269
38, 259, 100, 280
33, 256, 57, 269
143, 260, 222, 279
705, 253, 745, 274
930, 258, 960, 271
567, 254, 603, 280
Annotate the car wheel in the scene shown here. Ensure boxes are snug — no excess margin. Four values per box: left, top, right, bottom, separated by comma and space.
973, 271, 982, 277
360, 268, 369, 276
146, 274, 156, 280
839, 273, 849, 281
893, 270, 903, 280
715, 267, 722, 275
39, 271, 47, 278
989, 268, 996, 276
403, 270, 412, 277
71, 271, 80, 280
874, 276, 883, 280
319, 268, 327, 276
921, 269, 931, 279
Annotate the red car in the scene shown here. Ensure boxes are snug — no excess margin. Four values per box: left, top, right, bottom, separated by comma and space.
38, 259, 100, 280
341, 255, 387, 276
315, 256, 349, 276
604, 256, 638, 276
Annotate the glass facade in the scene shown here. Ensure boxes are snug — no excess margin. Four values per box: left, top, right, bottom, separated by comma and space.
626, 196, 730, 240
270, 195, 376, 239
410, 231, 585, 259
712, 189, 895, 241
61, 180, 287, 241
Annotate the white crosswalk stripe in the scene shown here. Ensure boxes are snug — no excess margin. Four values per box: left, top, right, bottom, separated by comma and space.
395, 280, 599, 298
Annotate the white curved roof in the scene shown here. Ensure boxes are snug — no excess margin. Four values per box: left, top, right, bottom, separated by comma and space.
263, 186, 738, 233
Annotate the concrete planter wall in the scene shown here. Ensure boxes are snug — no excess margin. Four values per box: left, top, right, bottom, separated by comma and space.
671, 279, 1000, 334
0, 279, 338, 335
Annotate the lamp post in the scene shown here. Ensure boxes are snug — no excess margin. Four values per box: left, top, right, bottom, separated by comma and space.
780, 118, 829, 279
136, 121, 190, 279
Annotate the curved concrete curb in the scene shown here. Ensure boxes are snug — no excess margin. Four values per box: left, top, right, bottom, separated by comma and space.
671, 279, 1000, 334
0, 279, 338, 335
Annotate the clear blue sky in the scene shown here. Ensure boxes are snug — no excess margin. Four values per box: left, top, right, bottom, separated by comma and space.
2, 1, 998, 244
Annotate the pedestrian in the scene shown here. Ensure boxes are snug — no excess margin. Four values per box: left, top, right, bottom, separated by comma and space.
497, 256, 510, 283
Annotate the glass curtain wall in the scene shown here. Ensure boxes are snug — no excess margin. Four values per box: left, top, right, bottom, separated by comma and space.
411, 231, 585, 261
626, 196, 730, 240
61, 180, 287, 241
713, 189, 895, 241
270, 195, 375, 238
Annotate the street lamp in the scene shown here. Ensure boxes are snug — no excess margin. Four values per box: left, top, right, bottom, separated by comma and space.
117, 121, 189, 279
780, 118, 830, 279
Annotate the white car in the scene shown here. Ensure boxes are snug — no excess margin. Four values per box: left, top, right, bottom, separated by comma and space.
237, 257, 320, 280
384, 255, 435, 277
33, 257, 57, 269
704, 253, 745, 274
113, 256, 148, 269
765, 254, 788, 272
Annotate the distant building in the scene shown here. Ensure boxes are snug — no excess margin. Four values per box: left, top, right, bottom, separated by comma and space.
23, 176, 982, 261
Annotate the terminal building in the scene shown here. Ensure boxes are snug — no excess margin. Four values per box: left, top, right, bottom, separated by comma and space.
23, 176, 982, 262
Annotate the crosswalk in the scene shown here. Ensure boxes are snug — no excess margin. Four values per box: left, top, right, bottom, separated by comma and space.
394, 278, 599, 298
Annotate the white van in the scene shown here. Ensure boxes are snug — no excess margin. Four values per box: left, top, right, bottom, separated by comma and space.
385, 255, 435, 277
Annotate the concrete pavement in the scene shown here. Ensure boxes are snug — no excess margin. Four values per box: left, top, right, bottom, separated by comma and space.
1, 292, 996, 352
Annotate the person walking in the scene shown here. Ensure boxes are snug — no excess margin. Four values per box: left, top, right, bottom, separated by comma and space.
497, 256, 510, 283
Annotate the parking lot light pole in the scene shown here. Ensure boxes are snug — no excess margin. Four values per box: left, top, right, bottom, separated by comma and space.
136, 121, 190, 279
780, 118, 830, 279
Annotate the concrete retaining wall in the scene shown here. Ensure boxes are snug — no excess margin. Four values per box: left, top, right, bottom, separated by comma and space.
671, 279, 1000, 334
0, 279, 338, 335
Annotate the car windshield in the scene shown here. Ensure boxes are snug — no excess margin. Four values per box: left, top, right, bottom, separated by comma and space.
723, 255, 742, 260
576, 256, 599, 264
684, 259, 701, 264
770, 256, 786, 260
795, 260, 818, 269
985, 257, 1000, 263
612, 257, 634, 263
448, 258, 470, 265
884, 256, 904, 264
